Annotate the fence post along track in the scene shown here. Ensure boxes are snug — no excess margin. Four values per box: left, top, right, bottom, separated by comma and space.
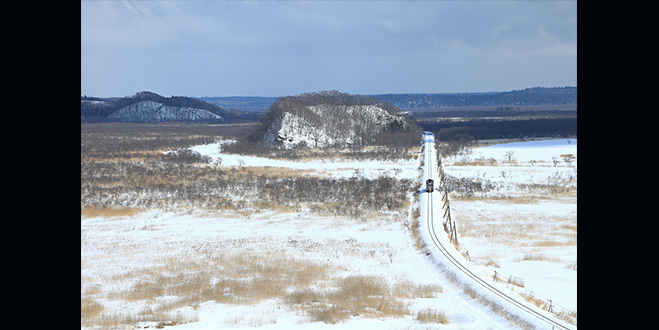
427, 134, 575, 330
434, 143, 456, 245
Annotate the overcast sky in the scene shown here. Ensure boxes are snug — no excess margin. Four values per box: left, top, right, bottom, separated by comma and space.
81, 0, 576, 98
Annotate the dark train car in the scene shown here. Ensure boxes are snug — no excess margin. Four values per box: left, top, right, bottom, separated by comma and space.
426, 179, 434, 193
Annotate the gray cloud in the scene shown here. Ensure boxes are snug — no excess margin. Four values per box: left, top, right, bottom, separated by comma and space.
81, 0, 576, 97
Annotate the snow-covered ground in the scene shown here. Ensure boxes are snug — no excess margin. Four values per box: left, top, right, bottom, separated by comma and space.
190, 142, 419, 179
441, 138, 577, 314
81, 137, 576, 329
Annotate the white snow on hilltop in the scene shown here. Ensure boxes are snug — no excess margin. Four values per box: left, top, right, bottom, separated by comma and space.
108, 100, 224, 122
262, 104, 408, 148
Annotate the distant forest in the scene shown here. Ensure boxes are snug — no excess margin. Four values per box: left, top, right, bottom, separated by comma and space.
423, 117, 576, 141
374, 87, 576, 109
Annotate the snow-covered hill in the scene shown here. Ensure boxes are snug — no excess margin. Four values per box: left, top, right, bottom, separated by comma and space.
107, 100, 224, 122
262, 103, 410, 148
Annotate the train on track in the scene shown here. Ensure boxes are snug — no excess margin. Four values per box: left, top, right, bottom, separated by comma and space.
426, 179, 434, 193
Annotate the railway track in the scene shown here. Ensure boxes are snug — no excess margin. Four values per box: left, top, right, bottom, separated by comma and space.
422, 134, 574, 330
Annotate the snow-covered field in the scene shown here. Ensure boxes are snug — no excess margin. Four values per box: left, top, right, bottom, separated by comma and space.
441, 139, 577, 314
81, 137, 576, 329
189, 142, 419, 179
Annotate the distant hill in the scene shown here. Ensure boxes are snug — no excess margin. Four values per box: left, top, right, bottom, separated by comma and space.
373, 87, 577, 109
198, 96, 279, 112
81, 91, 230, 123
106, 100, 223, 122
81, 87, 577, 123
198, 87, 576, 112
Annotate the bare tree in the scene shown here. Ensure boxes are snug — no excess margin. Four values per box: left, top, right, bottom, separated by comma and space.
562, 154, 575, 164
504, 150, 515, 162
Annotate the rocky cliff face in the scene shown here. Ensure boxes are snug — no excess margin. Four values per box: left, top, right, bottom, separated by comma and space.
107, 100, 223, 122
262, 103, 409, 148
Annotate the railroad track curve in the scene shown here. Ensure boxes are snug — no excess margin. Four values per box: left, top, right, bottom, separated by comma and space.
422, 133, 574, 330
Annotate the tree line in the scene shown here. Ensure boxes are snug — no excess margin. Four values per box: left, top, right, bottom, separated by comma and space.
294, 90, 401, 114
375, 87, 577, 109
412, 109, 577, 119
424, 117, 576, 142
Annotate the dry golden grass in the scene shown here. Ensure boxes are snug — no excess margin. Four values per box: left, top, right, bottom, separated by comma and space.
519, 291, 548, 309
83, 150, 168, 162
82, 251, 332, 328
410, 208, 429, 253
534, 238, 577, 247
219, 165, 320, 178
81, 206, 143, 218
285, 275, 443, 324
416, 308, 449, 324
452, 188, 576, 204
393, 279, 443, 299
305, 305, 351, 324
515, 252, 563, 263
271, 145, 418, 162
80, 297, 104, 321
507, 275, 525, 288
517, 292, 576, 325
484, 258, 501, 268
556, 309, 577, 325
